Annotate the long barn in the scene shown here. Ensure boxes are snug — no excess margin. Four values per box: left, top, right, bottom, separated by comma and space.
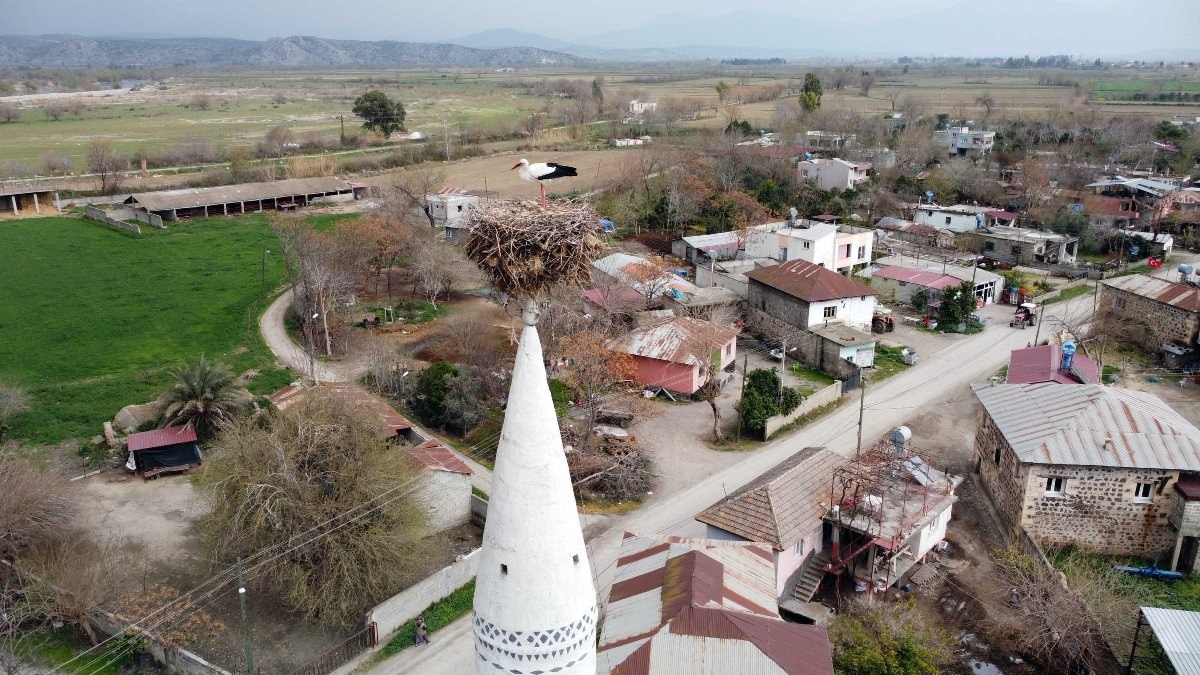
124, 177, 354, 220
1, 182, 60, 218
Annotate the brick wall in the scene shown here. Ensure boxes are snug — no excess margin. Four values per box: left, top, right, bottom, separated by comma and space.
1099, 284, 1200, 348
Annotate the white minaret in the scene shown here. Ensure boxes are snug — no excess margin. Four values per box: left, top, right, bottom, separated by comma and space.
472, 300, 597, 675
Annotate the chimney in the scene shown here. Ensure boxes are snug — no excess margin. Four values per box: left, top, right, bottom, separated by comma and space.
1103, 436, 1115, 453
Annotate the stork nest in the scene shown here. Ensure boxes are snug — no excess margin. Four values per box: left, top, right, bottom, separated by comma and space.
463, 199, 603, 298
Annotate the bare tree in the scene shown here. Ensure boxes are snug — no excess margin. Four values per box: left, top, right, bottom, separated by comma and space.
859, 72, 876, 97
85, 139, 127, 194
189, 93, 212, 111
272, 215, 358, 357
0, 103, 19, 123
390, 164, 446, 228
263, 125, 294, 158
976, 92, 997, 124
560, 332, 638, 448
410, 241, 458, 308
41, 102, 66, 121
271, 92, 288, 105
38, 151, 73, 176
435, 312, 500, 368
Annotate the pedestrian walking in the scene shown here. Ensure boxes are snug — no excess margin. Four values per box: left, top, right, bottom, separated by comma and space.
415, 616, 430, 646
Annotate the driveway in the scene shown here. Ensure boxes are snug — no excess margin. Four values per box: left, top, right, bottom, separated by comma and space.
260, 289, 346, 383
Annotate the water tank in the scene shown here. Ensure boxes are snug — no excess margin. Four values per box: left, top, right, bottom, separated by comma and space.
1180, 264, 1194, 283
890, 426, 912, 450
1061, 341, 1076, 372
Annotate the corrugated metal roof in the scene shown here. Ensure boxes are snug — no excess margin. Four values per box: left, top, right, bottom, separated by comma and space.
972, 383, 1200, 470
1102, 274, 1200, 312
695, 448, 847, 549
1141, 607, 1200, 675
746, 259, 877, 302
608, 317, 738, 367
600, 533, 833, 675
409, 439, 472, 475
127, 177, 351, 212
127, 425, 197, 452
872, 265, 962, 291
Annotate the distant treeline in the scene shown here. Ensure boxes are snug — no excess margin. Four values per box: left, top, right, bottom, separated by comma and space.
720, 58, 786, 66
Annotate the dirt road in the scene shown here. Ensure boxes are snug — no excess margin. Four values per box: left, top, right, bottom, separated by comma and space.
259, 289, 347, 383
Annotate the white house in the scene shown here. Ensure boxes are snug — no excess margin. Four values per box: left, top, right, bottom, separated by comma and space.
796, 158, 871, 191
628, 99, 657, 115
934, 126, 995, 157
745, 220, 873, 274
913, 204, 990, 233
745, 259, 878, 331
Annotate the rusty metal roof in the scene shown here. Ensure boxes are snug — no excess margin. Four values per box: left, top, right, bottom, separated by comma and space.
127, 177, 351, 212
1006, 345, 1100, 385
1101, 274, 1200, 313
608, 317, 738, 367
972, 383, 1200, 470
746, 259, 876, 302
695, 448, 848, 550
599, 533, 833, 675
127, 425, 197, 452
409, 439, 473, 475
872, 265, 962, 291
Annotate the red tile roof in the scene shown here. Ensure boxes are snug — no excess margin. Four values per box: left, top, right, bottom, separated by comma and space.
128, 425, 198, 452
408, 439, 473, 475
746, 259, 876, 302
1006, 345, 1100, 385
872, 265, 962, 291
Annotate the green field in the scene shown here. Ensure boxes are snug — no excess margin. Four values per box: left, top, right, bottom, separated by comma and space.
0, 214, 295, 444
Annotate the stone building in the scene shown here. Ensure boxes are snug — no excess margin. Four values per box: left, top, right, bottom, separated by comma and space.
745, 258, 877, 332
972, 382, 1200, 571
1098, 273, 1200, 352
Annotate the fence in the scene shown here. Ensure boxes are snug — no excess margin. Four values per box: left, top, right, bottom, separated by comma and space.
366, 548, 480, 641
289, 626, 375, 675
84, 206, 141, 234
763, 380, 843, 438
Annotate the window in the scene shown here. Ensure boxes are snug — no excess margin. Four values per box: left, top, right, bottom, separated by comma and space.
794, 539, 804, 556
500, 564, 508, 575
823, 306, 837, 318
803, 241, 811, 249
1133, 482, 1153, 503
984, 241, 995, 252
1045, 476, 1066, 496
843, 244, 852, 257
725, 343, 732, 356
1115, 296, 1126, 309
993, 447, 1002, 465
945, 216, 952, 225
1011, 245, 1022, 255
857, 245, 866, 259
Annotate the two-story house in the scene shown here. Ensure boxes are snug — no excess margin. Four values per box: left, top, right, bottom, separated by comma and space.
972, 382, 1200, 572
796, 158, 870, 191
933, 127, 995, 157
745, 258, 877, 332
745, 221, 872, 274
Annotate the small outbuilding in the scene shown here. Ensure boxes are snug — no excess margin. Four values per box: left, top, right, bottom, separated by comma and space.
126, 426, 202, 479
0, 182, 60, 218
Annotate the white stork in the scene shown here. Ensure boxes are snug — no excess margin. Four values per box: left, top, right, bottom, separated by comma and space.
511, 158, 578, 208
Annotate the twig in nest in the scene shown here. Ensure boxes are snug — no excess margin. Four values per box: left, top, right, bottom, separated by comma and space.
463, 199, 603, 299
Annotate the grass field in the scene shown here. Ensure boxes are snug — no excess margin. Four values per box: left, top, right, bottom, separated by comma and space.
0, 213, 296, 444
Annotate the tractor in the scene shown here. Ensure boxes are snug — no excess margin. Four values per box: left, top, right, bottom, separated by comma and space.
871, 308, 895, 334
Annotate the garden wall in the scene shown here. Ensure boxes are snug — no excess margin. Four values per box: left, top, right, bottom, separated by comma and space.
763, 381, 843, 438
84, 206, 141, 235
129, 208, 164, 228
89, 610, 232, 675
366, 548, 480, 640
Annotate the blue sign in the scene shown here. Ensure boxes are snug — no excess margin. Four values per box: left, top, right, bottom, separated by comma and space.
1071, 203, 1083, 214
1130, 245, 1140, 256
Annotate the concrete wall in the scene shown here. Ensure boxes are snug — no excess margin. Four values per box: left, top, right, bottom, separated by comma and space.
415, 470, 472, 533
90, 611, 232, 675
696, 265, 749, 298
913, 503, 953, 560
869, 277, 943, 306
763, 381, 843, 437
129, 208, 164, 228
807, 298, 875, 331
84, 206, 141, 234
367, 549, 481, 640
915, 209, 979, 233
1171, 494, 1200, 537
1099, 284, 1200, 348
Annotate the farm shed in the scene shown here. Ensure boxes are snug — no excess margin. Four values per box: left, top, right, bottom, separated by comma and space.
0, 182, 60, 218
124, 177, 353, 221
126, 426, 201, 478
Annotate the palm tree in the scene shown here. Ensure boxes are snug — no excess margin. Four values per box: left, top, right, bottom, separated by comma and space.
160, 356, 244, 440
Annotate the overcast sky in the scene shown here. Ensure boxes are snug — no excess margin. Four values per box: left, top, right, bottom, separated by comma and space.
2, 0, 1198, 56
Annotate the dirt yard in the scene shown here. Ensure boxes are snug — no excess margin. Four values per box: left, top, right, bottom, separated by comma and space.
74, 469, 481, 674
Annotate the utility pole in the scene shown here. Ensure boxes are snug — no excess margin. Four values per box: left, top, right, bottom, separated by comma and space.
237, 558, 255, 675
736, 353, 748, 443
337, 115, 345, 146
855, 377, 866, 458
778, 338, 786, 403
442, 118, 451, 161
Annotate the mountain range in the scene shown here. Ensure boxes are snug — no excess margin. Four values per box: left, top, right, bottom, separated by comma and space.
0, 34, 580, 68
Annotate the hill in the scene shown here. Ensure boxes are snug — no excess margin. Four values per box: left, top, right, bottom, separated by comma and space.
0, 34, 580, 68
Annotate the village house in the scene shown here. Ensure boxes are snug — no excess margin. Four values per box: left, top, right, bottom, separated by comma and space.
912, 204, 993, 232
796, 157, 870, 191
597, 533, 835, 675
628, 99, 657, 115
745, 258, 878, 332
1005, 343, 1100, 385
607, 316, 737, 395
1119, 230, 1175, 258
860, 261, 1002, 305
1099, 272, 1200, 353
875, 217, 957, 249
125, 426, 202, 479
425, 188, 481, 242
1087, 176, 1179, 228
866, 265, 964, 306
797, 130, 856, 152
696, 447, 848, 602
933, 126, 995, 157
694, 257, 776, 299
592, 252, 697, 307
744, 219, 873, 274
972, 382, 1200, 572
267, 382, 473, 532
964, 226, 1078, 265
1076, 193, 1139, 231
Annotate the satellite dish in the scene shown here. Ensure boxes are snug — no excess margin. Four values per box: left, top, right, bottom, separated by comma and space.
1071, 203, 1083, 213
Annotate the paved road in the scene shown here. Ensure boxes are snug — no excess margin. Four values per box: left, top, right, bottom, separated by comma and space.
260, 288, 346, 383
363, 291, 1103, 674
